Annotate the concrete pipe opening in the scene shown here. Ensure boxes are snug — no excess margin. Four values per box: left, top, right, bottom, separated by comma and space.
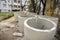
24, 17, 57, 40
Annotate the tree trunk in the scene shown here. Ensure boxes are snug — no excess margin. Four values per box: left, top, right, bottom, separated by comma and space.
37, 0, 41, 15
41, 0, 47, 15
31, 0, 36, 13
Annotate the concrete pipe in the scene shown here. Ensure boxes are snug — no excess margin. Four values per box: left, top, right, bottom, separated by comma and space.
14, 12, 19, 21
39, 15, 58, 24
18, 11, 35, 33
24, 17, 57, 40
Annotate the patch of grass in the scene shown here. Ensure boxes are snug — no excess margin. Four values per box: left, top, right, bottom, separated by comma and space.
0, 12, 14, 16
0, 12, 14, 21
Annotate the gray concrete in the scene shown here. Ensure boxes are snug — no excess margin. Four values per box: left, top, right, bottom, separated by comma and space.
14, 11, 35, 33
39, 15, 58, 24
14, 12, 58, 40
24, 17, 57, 40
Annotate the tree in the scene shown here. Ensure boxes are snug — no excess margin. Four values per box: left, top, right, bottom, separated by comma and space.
20, 0, 26, 11
30, 0, 36, 13
41, 0, 47, 15
50, 0, 57, 16
28, 0, 47, 15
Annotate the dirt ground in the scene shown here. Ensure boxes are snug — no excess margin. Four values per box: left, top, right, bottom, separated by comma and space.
0, 17, 58, 40
0, 17, 23, 40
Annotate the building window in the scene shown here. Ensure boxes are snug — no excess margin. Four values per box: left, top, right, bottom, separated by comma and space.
18, 6, 20, 8
8, 0, 10, 3
2, 0, 6, 3
3, 4, 6, 8
18, 0, 20, 3
14, 5, 17, 8
0, 9, 1, 12
14, 0, 17, 3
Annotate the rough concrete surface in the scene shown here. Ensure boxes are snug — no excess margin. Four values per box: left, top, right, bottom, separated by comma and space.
0, 17, 58, 40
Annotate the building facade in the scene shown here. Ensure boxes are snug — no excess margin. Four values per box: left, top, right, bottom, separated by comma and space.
0, 0, 21, 12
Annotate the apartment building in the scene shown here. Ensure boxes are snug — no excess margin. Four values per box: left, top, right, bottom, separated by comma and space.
0, 0, 9, 12
0, 0, 21, 12
12, 0, 21, 11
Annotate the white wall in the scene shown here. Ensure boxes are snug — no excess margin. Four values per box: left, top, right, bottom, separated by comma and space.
0, 1, 10, 12
0, 0, 21, 12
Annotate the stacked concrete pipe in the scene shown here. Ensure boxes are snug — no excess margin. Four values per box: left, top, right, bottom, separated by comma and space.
24, 17, 57, 40
14, 12, 58, 39
39, 15, 58, 24
17, 11, 35, 33
14, 12, 19, 22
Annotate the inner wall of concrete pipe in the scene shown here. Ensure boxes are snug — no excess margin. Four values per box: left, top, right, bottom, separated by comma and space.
25, 17, 56, 31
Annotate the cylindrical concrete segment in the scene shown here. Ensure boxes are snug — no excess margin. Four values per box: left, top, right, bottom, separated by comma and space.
24, 17, 57, 40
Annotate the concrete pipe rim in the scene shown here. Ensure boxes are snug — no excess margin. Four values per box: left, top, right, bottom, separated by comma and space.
18, 14, 35, 18
24, 17, 57, 32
